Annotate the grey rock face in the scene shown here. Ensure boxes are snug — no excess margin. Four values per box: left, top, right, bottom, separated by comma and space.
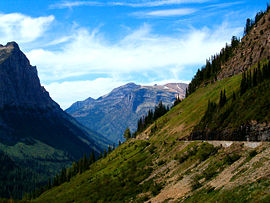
0, 42, 110, 159
0, 42, 58, 109
66, 82, 188, 143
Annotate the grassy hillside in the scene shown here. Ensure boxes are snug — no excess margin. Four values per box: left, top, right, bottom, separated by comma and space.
31, 8, 270, 203
33, 69, 270, 202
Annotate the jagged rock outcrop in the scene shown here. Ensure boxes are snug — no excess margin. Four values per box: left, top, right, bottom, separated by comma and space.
66, 82, 188, 143
218, 10, 270, 80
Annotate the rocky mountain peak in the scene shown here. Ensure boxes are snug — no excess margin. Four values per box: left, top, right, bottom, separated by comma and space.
66, 82, 188, 142
0, 41, 58, 109
6, 41, 20, 50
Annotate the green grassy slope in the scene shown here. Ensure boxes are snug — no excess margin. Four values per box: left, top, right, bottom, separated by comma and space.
34, 69, 270, 202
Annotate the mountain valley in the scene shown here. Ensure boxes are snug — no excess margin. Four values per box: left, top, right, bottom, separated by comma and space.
0, 3, 270, 203
31, 6, 270, 203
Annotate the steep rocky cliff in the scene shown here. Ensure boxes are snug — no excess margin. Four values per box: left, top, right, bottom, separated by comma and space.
0, 42, 57, 109
218, 10, 270, 80
0, 42, 109, 157
0, 42, 111, 199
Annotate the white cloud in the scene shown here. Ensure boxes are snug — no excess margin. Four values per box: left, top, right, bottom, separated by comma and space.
0, 13, 54, 44
50, 1, 102, 9
27, 22, 242, 81
110, 0, 209, 7
50, 0, 209, 9
25, 22, 242, 108
45, 78, 125, 109
134, 8, 196, 17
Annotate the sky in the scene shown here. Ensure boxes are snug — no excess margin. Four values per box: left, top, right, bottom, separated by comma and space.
0, 0, 268, 109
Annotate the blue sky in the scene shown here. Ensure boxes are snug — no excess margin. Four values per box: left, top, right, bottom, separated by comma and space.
0, 0, 268, 108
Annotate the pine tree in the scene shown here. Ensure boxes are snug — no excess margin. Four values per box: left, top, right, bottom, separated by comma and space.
244, 18, 252, 35
98, 152, 103, 160
253, 68, 257, 87
47, 178, 51, 190
219, 90, 223, 107
257, 64, 263, 84
66, 168, 71, 182
89, 151, 95, 165
82, 153, 87, 171
240, 71, 247, 95
103, 149, 107, 158
233, 91, 236, 101
108, 145, 112, 153
185, 88, 188, 98
223, 90, 226, 104
248, 70, 252, 88
219, 89, 226, 107
123, 128, 131, 140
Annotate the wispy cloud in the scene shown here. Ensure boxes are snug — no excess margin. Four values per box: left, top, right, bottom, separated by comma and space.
25, 22, 242, 108
50, 1, 103, 9
27, 23, 242, 81
50, 0, 209, 9
110, 0, 209, 7
205, 1, 244, 9
133, 8, 196, 17
0, 13, 54, 43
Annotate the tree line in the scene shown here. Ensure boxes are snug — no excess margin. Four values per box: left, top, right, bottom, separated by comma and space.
243, 4, 269, 36
28, 99, 177, 199
123, 101, 171, 140
186, 3, 270, 98
186, 36, 240, 97
25, 144, 117, 200
190, 60, 270, 141
240, 61, 270, 95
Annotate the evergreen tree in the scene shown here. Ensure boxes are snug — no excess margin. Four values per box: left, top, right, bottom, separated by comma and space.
66, 168, 71, 182
103, 149, 107, 158
219, 89, 226, 107
233, 91, 236, 101
82, 153, 87, 171
98, 152, 103, 159
219, 90, 223, 107
240, 71, 247, 95
123, 128, 131, 140
244, 18, 252, 35
253, 68, 257, 87
223, 89, 226, 104
173, 96, 181, 107
47, 178, 51, 190
89, 151, 95, 165
185, 88, 188, 98
108, 145, 112, 153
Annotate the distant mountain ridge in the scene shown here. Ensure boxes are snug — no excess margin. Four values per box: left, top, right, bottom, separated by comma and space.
66, 82, 188, 143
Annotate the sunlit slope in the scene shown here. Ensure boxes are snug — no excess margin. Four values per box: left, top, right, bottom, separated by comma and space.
34, 72, 270, 202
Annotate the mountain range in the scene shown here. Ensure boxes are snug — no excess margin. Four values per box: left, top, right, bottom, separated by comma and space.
66, 82, 188, 143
